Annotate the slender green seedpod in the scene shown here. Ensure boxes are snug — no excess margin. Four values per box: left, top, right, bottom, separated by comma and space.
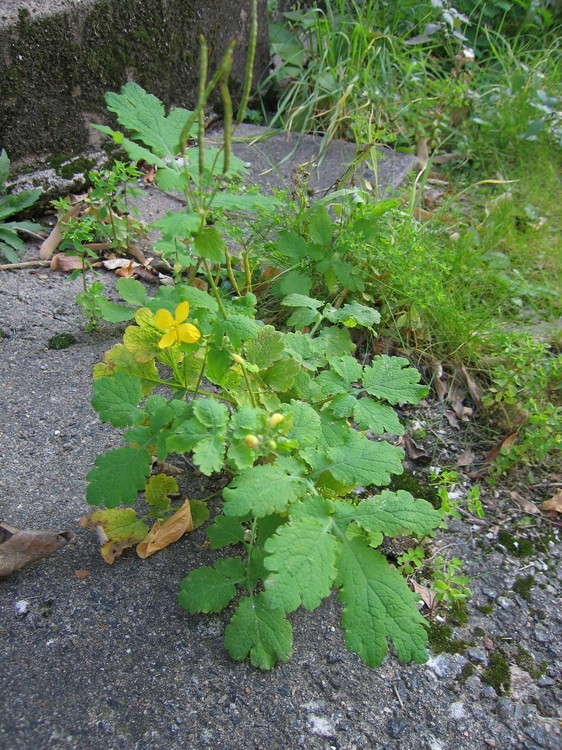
198, 35, 209, 183
179, 40, 236, 151
236, 0, 258, 125
220, 75, 232, 174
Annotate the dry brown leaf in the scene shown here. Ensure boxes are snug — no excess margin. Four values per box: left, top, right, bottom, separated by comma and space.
430, 362, 448, 403
192, 277, 209, 292
50, 253, 85, 273
101, 258, 139, 271
456, 448, 476, 467
39, 203, 82, 259
153, 460, 184, 476
445, 409, 460, 429
413, 206, 433, 222
136, 499, 194, 559
74, 568, 90, 580
412, 580, 437, 611
115, 261, 137, 278
0, 523, 72, 577
540, 490, 562, 515
397, 435, 431, 462
458, 365, 483, 409
483, 432, 518, 464
510, 491, 540, 516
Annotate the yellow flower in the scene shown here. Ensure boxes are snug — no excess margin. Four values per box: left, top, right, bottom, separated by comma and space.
154, 301, 201, 349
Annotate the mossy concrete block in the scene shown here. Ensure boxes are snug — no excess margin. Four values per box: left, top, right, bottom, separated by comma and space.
0, 0, 269, 167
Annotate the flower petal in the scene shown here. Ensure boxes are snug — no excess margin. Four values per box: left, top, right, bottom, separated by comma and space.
158, 330, 178, 349
154, 308, 175, 330
174, 301, 190, 323
177, 323, 201, 344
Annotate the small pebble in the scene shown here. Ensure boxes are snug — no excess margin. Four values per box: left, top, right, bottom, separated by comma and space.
15, 600, 30, 616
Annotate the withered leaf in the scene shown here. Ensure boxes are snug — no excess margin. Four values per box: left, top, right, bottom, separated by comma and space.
412, 580, 437, 611
0, 523, 72, 577
136, 498, 194, 559
456, 448, 476, 467
540, 490, 562, 516
397, 434, 431, 462
483, 432, 518, 464
50, 253, 85, 273
39, 203, 82, 259
458, 365, 483, 409
510, 491, 540, 516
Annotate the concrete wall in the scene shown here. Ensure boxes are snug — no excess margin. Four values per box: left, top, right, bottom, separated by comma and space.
0, 0, 270, 167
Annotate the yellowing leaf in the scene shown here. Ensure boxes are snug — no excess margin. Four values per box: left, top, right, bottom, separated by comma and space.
136, 498, 194, 558
81, 508, 148, 564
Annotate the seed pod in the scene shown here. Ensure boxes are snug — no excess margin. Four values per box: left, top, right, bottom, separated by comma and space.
244, 434, 259, 449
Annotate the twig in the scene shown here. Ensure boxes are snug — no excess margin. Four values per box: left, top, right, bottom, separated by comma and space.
0, 260, 51, 271
393, 684, 404, 709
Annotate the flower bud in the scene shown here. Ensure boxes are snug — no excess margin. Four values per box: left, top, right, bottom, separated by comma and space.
232, 353, 245, 365
267, 440, 277, 451
268, 413, 285, 428
244, 434, 259, 449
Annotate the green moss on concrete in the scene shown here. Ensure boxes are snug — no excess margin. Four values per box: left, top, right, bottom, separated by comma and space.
427, 621, 469, 655
497, 529, 534, 558
517, 646, 547, 679
477, 604, 495, 615
483, 652, 511, 695
513, 575, 535, 601
48, 333, 77, 350
388, 470, 440, 508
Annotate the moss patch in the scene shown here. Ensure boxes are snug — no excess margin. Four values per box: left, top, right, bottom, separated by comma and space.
388, 470, 440, 508
513, 575, 535, 601
48, 333, 77, 350
497, 529, 534, 558
447, 599, 469, 626
517, 646, 547, 680
427, 621, 469, 655
483, 652, 511, 695
477, 604, 495, 615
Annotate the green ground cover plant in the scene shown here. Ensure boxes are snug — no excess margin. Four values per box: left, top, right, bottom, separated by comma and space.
262, 0, 561, 482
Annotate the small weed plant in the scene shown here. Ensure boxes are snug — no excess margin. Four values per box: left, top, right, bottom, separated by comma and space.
82, 29, 448, 669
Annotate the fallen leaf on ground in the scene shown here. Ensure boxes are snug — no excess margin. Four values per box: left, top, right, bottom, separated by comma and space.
458, 365, 483, 409
101, 258, 139, 271
483, 432, 518, 463
456, 448, 476, 466
397, 435, 431, 462
510, 491, 540, 516
81, 508, 148, 564
50, 253, 86, 273
430, 362, 448, 402
74, 568, 90, 580
39, 203, 82, 259
540, 490, 562, 516
445, 409, 460, 429
0, 523, 72, 577
137, 498, 194, 559
153, 460, 184, 476
412, 580, 437, 611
